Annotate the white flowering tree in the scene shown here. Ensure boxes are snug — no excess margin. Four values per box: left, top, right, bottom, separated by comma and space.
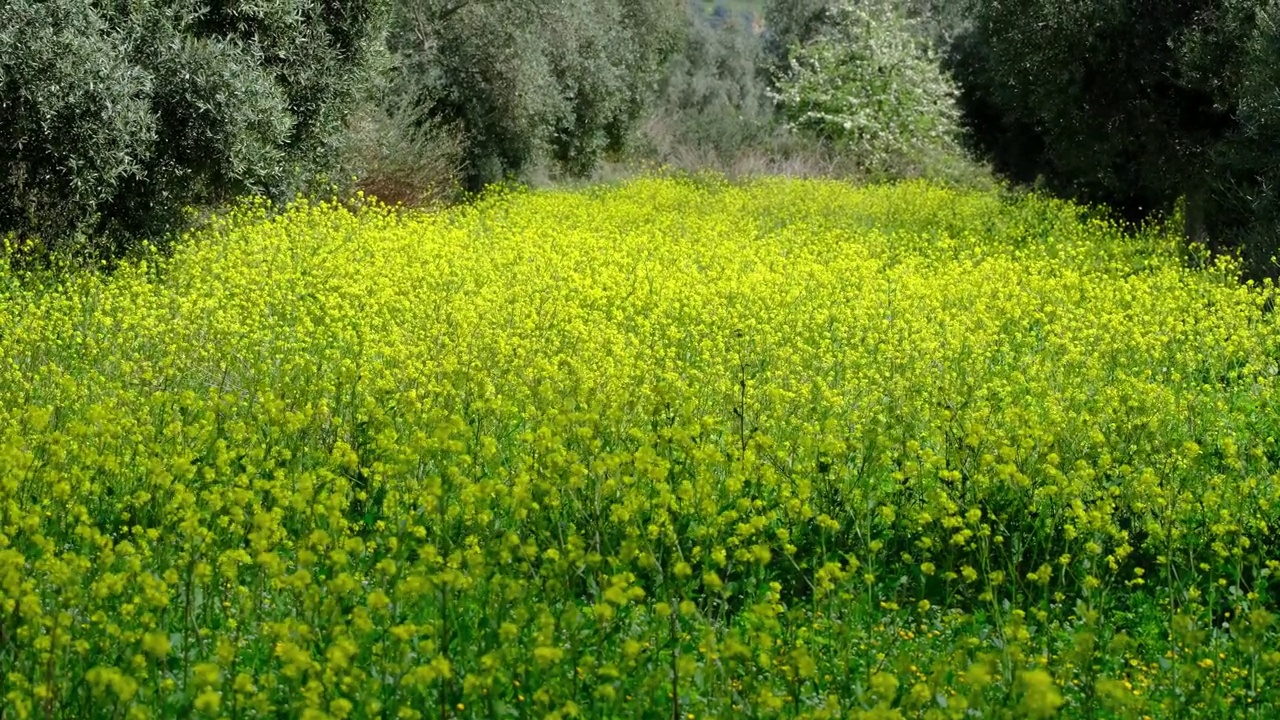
771, 0, 963, 175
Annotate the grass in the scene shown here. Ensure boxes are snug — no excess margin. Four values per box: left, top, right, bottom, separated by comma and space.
2, 176, 1280, 718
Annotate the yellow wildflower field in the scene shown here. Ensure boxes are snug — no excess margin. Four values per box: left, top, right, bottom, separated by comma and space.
1, 177, 1279, 718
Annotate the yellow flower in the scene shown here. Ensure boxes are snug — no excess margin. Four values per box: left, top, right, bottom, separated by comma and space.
193, 689, 221, 715
870, 671, 899, 702
1017, 669, 1064, 718
192, 663, 221, 689
533, 646, 564, 666
141, 632, 170, 660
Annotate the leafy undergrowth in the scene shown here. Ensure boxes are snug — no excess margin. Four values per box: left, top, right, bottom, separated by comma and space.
2, 177, 1280, 718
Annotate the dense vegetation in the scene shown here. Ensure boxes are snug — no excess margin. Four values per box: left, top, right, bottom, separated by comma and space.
0, 0, 384, 258
380, 0, 681, 190
3, 0, 1278, 265
954, 0, 1280, 271
4, 1, 1280, 718
5, 178, 1280, 718
770, 0, 963, 178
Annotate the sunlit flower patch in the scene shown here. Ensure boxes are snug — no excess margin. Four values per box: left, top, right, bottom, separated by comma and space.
1, 177, 1278, 717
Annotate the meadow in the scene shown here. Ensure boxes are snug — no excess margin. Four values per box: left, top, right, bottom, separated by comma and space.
2, 177, 1280, 718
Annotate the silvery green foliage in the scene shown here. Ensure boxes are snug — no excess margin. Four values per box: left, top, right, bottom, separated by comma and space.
0, 1, 155, 250
771, 0, 962, 174
0, 0, 383, 259
390, 0, 680, 189
649, 6, 777, 161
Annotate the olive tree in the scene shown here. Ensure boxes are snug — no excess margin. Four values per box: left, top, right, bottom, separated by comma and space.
0, 0, 384, 258
387, 0, 681, 189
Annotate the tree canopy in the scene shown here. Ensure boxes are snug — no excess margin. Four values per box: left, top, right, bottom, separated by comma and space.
387, 0, 682, 189
0, 0, 384, 257
954, 0, 1280, 266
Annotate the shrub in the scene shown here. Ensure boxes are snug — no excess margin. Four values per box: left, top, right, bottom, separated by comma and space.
337, 45, 465, 208
771, 0, 966, 177
0, 1, 155, 257
339, 103, 465, 209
